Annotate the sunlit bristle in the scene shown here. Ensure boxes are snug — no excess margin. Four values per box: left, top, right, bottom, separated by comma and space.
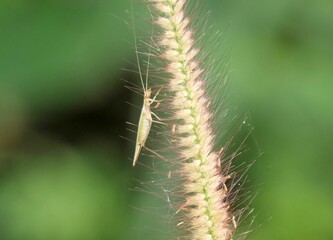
147, 0, 235, 239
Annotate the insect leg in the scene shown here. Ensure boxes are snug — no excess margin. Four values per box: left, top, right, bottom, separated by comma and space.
142, 145, 169, 162
151, 87, 163, 102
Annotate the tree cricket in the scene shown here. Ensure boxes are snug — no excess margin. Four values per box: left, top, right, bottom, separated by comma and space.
132, 87, 162, 166
131, 10, 165, 166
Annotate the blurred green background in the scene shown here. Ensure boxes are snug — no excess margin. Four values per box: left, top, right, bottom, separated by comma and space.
0, 0, 332, 239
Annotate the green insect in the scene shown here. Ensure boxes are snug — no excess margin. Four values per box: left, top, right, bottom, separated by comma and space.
131, 6, 164, 166
132, 87, 161, 166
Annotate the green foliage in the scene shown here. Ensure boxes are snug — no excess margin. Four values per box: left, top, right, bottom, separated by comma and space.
0, 151, 128, 240
0, 0, 130, 114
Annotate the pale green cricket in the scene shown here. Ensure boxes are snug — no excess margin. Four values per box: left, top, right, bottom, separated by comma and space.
132, 86, 152, 166
131, 5, 163, 166
133, 88, 157, 166
132, 85, 165, 166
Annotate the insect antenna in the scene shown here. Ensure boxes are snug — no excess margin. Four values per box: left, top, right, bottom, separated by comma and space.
130, 1, 145, 93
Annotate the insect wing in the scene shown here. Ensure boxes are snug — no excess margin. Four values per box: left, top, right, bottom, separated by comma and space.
133, 103, 152, 166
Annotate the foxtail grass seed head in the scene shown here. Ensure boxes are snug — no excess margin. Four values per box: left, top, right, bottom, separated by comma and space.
131, 0, 246, 239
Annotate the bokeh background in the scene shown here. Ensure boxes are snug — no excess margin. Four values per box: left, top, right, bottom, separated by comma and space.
0, 0, 332, 239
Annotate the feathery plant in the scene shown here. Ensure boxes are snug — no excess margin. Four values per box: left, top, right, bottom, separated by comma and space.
131, 0, 247, 239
